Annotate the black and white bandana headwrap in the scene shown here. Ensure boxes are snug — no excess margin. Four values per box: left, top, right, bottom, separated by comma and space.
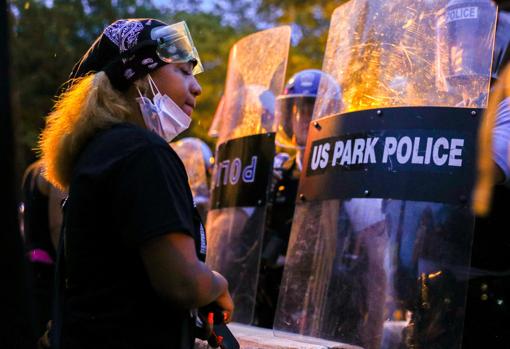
69, 18, 169, 91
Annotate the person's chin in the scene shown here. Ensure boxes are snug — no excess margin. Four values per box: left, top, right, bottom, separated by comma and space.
182, 104, 194, 116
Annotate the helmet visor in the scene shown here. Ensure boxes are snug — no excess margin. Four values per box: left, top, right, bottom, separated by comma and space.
275, 95, 316, 149
152, 21, 204, 75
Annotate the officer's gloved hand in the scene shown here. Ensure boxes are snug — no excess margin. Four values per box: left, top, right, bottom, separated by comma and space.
272, 153, 290, 181
261, 235, 285, 268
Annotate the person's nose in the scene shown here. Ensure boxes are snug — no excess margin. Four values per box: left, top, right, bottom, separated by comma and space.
190, 76, 202, 97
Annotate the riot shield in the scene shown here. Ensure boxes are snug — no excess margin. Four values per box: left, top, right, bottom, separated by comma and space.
208, 94, 225, 138
205, 26, 291, 324
171, 138, 212, 222
274, 1, 496, 348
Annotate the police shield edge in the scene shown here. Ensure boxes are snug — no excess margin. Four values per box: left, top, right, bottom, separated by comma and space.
274, 1, 496, 349
205, 26, 291, 324
171, 138, 212, 223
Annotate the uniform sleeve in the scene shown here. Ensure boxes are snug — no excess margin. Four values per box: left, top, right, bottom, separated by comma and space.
492, 97, 510, 185
114, 144, 195, 248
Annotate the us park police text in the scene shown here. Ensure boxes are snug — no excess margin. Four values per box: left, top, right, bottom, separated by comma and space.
212, 156, 257, 188
310, 136, 465, 170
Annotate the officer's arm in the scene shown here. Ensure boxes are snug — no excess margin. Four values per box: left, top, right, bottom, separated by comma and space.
492, 97, 510, 185
140, 233, 233, 313
494, 163, 506, 184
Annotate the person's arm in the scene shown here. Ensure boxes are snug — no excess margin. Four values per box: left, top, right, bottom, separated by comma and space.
117, 144, 234, 320
140, 232, 234, 321
492, 97, 510, 185
48, 185, 66, 251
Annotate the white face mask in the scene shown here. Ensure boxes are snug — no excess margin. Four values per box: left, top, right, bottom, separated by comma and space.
136, 74, 192, 142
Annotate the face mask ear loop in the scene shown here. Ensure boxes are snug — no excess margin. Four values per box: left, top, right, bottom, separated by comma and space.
136, 87, 146, 104
147, 74, 161, 96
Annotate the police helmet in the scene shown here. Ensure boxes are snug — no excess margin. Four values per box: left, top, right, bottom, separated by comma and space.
276, 69, 340, 149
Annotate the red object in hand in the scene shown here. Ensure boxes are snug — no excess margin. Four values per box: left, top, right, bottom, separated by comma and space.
208, 312, 214, 327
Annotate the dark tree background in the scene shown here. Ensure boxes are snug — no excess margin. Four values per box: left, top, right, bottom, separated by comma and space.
8, 0, 348, 183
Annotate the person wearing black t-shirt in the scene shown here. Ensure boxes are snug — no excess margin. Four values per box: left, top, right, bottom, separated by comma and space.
20, 160, 65, 338
37, 18, 233, 349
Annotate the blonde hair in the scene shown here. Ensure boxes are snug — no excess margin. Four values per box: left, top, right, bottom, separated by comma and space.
473, 64, 510, 216
39, 72, 150, 190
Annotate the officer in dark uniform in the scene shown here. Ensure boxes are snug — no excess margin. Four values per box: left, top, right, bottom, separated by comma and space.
462, 5, 510, 348
407, 6, 510, 348
254, 69, 329, 328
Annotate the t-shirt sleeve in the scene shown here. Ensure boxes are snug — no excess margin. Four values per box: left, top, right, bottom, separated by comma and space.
114, 144, 195, 248
492, 97, 510, 185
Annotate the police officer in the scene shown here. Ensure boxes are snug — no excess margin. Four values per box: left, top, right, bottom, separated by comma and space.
254, 69, 339, 328
462, 5, 510, 348
406, 5, 510, 347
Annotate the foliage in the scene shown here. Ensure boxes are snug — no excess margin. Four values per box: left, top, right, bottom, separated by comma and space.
171, 10, 254, 143
9, 0, 348, 168
9, 0, 162, 164
257, 0, 349, 78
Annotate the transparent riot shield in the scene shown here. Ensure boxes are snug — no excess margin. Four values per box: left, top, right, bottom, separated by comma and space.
205, 26, 291, 324
208, 95, 225, 138
274, 1, 496, 348
171, 138, 212, 222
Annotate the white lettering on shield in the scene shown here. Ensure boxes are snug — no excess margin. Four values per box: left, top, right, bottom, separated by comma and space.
309, 136, 465, 171
382, 137, 464, 167
446, 7, 478, 23
213, 156, 258, 188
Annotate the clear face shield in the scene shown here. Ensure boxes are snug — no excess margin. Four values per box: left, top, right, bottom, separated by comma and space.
151, 21, 204, 75
437, 0, 497, 104
275, 95, 316, 150
229, 85, 276, 139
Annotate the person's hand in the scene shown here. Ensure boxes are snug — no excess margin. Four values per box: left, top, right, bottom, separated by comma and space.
215, 288, 234, 323
212, 271, 234, 323
37, 321, 52, 349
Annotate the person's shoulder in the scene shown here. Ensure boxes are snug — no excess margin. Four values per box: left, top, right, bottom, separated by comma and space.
22, 159, 45, 186
77, 122, 181, 173
100, 123, 168, 148
22, 159, 43, 178
89, 122, 179, 158
108, 123, 184, 165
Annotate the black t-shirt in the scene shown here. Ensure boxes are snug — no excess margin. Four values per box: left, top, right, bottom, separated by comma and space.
60, 123, 206, 349
471, 185, 510, 271
21, 161, 55, 259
